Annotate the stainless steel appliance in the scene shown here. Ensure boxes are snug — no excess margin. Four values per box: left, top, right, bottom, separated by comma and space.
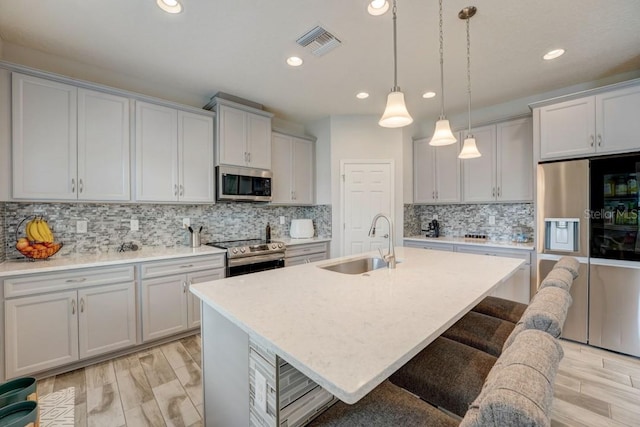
206, 239, 285, 276
538, 155, 640, 357
216, 166, 272, 202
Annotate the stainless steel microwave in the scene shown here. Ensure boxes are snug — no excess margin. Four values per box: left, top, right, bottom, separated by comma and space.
217, 166, 272, 202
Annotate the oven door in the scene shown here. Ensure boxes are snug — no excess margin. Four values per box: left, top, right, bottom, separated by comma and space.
217, 166, 272, 202
227, 252, 285, 276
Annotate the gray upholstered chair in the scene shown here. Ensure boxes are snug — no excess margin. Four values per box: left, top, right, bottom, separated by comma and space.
441, 310, 515, 357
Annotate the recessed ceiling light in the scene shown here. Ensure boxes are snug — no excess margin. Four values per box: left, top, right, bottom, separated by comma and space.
156, 0, 182, 14
422, 91, 436, 99
543, 49, 565, 60
368, 0, 389, 16
286, 56, 303, 67
356, 92, 370, 99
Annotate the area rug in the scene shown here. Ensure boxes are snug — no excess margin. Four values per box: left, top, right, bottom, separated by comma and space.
39, 387, 75, 426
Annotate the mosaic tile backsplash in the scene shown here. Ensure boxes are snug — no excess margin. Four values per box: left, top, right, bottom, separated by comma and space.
2, 203, 331, 261
0, 203, 5, 261
404, 203, 534, 243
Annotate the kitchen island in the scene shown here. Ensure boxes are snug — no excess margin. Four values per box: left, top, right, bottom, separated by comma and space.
190, 247, 524, 426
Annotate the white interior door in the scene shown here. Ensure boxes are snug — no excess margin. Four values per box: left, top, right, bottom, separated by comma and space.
342, 161, 393, 256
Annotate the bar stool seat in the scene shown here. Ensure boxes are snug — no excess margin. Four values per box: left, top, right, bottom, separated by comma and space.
442, 311, 515, 357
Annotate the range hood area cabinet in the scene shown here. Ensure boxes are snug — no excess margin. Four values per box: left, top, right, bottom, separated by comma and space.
536, 83, 640, 161
271, 132, 315, 205
135, 101, 214, 203
12, 73, 131, 201
211, 97, 274, 170
462, 117, 533, 203
413, 136, 461, 204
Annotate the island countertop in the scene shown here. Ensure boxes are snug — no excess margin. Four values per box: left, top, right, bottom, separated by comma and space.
190, 247, 524, 404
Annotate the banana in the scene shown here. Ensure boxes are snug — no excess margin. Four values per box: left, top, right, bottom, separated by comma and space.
37, 218, 54, 243
25, 220, 35, 241
26, 219, 42, 242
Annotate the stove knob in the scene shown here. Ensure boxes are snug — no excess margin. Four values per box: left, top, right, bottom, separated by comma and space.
278, 243, 284, 248
240, 247, 246, 253
271, 244, 276, 249
232, 248, 238, 254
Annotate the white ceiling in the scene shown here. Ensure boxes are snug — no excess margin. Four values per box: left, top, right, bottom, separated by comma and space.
1, 0, 639, 126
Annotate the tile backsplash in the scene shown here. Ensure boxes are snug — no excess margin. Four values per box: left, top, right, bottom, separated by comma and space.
404, 203, 534, 243
2, 202, 331, 261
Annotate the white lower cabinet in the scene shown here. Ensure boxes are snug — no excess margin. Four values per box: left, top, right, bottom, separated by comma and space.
3, 266, 136, 379
140, 255, 225, 342
403, 240, 455, 252
285, 242, 329, 266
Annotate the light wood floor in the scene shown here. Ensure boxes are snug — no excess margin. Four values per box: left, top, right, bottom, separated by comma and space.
36, 336, 640, 426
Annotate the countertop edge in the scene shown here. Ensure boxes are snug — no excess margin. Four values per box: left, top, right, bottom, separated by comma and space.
403, 236, 535, 251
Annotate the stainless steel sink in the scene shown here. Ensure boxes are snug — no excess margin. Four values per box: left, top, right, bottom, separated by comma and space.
319, 257, 391, 275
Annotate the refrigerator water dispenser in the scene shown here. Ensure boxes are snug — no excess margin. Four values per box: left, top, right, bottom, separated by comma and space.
545, 218, 580, 252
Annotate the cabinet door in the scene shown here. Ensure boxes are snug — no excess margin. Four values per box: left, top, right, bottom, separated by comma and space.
271, 133, 293, 203
187, 269, 225, 329
78, 89, 130, 201
596, 85, 640, 154
435, 141, 461, 203
141, 274, 188, 342
292, 137, 314, 204
217, 104, 247, 166
12, 73, 78, 200
77, 282, 137, 359
246, 113, 272, 169
413, 138, 436, 203
178, 111, 214, 202
497, 118, 533, 202
539, 97, 595, 159
5, 291, 78, 378
135, 102, 178, 201
462, 125, 496, 202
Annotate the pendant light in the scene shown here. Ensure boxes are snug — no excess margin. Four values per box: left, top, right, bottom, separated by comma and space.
430, 0, 456, 146
379, 0, 413, 128
458, 6, 481, 159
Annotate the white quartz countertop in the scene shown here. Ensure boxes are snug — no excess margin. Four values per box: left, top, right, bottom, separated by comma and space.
0, 245, 226, 277
190, 247, 523, 404
404, 235, 535, 251
275, 237, 331, 246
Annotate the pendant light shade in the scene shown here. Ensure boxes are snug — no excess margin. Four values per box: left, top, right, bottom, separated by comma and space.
379, 90, 413, 127
430, 0, 456, 146
431, 119, 457, 146
459, 136, 481, 158
379, 0, 413, 128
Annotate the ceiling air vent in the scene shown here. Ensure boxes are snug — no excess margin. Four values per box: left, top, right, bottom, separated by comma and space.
296, 26, 342, 57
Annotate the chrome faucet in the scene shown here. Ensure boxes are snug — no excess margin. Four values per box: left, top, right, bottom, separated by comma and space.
368, 213, 396, 269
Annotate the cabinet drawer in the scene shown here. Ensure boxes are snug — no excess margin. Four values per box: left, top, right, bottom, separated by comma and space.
285, 252, 328, 267
285, 243, 328, 258
141, 254, 225, 278
455, 245, 531, 264
403, 240, 454, 251
4, 266, 135, 298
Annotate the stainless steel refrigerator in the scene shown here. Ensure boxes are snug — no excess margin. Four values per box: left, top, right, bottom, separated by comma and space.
538, 156, 640, 357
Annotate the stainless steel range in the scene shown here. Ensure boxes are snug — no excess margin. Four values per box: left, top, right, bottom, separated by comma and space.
206, 239, 285, 276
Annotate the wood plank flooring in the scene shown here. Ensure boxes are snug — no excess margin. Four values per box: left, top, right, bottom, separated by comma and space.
36, 336, 640, 426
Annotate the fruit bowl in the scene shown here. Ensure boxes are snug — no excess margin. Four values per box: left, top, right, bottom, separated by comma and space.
15, 216, 63, 260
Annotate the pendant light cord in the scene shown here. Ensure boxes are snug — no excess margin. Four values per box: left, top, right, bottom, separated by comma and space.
438, 0, 445, 119
392, 0, 398, 90
466, 15, 472, 136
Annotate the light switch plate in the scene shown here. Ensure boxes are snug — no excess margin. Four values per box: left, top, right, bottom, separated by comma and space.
432, 214, 438, 220
489, 215, 496, 225
183, 218, 191, 228
279, 216, 285, 225
130, 219, 139, 231
76, 220, 87, 233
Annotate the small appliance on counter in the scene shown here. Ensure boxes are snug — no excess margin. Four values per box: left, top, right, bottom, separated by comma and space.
290, 219, 314, 239
422, 219, 440, 238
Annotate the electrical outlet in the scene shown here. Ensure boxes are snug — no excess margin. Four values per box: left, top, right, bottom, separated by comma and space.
76, 220, 87, 233
183, 218, 191, 228
130, 219, 139, 231
432, 214, 438, 220
279, 216, 285, 225
488, 215, 496, 225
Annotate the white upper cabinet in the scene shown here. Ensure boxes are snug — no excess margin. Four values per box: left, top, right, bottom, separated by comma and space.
462, 117, 533, 203
538, 84, 640, 160
271, 132, 315, 205
413, 137, 461, 204
135, 101, 214, 202
215, 100, 273, 169
12, 73, 130, 201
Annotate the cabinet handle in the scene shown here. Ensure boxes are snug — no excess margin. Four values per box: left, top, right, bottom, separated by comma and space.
248, 152, 251, 163
183, 281, 187, 293
80, 298, 85, 313
179, 185, 184, 196
71, 178, 76, 193
590, 135, 594, 147
497, 187, 501, 197
66, 278, 87, 283
180, 264, 194, 269
79, 179, 83, 194
432, 191, 435, 199
492, 187, 496, 197
597, 134, 602, 147
71, 299, 76, 315
174, 184, 178, 196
